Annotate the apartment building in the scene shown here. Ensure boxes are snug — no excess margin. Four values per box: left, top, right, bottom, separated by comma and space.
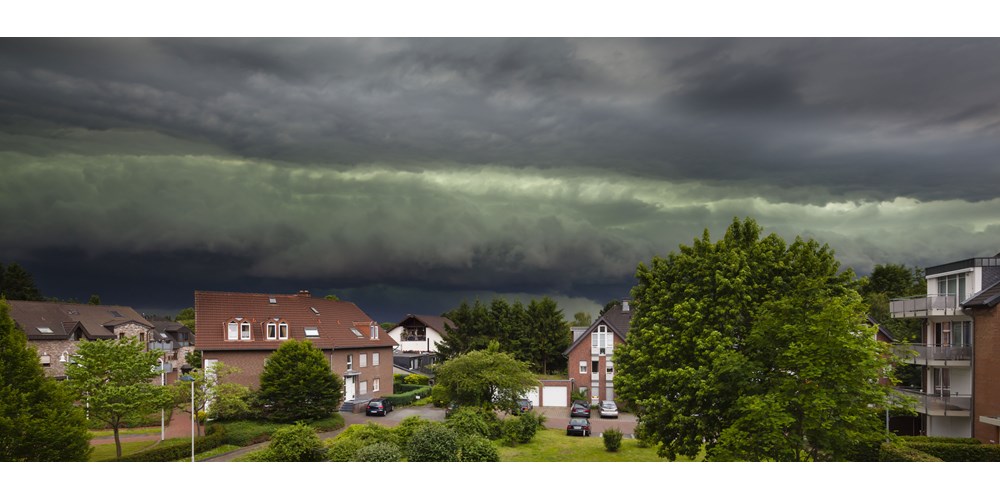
890, 255, 1000, 440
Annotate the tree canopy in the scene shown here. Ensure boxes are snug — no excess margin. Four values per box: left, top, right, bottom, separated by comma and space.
615, 217, 900, 461
65, 336, 172, 458
434, 341, 539, 411
571, 311, 592, 327
858, 263, 926, 343
0, 299, 91, 461
0, 262, 43, 301
172, 361, 249, 435
439, 296, 570, 374
258, 339, 343, 421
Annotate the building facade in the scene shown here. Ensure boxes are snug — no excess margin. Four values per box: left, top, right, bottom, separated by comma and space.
565, 300, 631, 404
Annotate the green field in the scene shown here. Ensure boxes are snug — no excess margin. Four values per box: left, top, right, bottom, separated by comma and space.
498, 428, 693, 462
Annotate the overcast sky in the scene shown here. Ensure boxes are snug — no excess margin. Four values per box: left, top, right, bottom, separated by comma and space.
3, 38, 999, 321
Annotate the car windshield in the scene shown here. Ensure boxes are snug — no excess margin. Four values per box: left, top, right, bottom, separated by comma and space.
602, 402, 615, 408
370, 402, 382, 407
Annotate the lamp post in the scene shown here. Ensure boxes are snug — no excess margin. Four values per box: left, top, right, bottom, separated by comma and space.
160, 357, 166, 441
179, 364, 195, 463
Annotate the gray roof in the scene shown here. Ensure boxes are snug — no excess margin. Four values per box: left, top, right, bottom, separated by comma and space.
7, 300, 153, 340
394, 314, 455, 334
963, 279, 1000, 309
563, 301, 632, 355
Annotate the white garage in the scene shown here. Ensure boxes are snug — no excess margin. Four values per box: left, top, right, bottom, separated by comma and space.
541, 386, 568, 407
525, 388, 540, 407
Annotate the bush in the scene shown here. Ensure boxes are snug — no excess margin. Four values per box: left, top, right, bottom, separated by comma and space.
384, 385, 432, 407
406, 423, 459, 462
403, 374, 431, 385
603, 427, 623, 452
879, 441, 943, 462
446, 407, 502, 440
103, 425, 227, 462
501, 412, 544, 446
430, 384, 450, 407
267, 422, 326, 461
459, 435, 500, 462
393, 416, 434, 447
905, 442, 1000, 462
340, 422, 396, 445
634, 420, 653, 448
217, 420, 281, 446
356, 442, 403, 462
326, 436, 365, 462
393, 373, 406, 385
899, 436, 981, 445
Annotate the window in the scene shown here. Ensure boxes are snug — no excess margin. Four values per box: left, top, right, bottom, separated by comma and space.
592, 360, 599, 372
938, 273, 968, 302
267, 323, 277, 340
359, 380, 368, 395
607, 365, 614, 374
240, 322, 251, 340
346, 354, 353, 371
370, 325, 378, 340
403, 326, 426, 342
40, 354, 51, 366
373, 378, 380, 392
304, 327, 318, 337
579, 361, 587, 374
350, 328, 363, 337
592, 325, 608, 353
37, 327, 54, 334
227, 322, 239, 340
373, 353, 380, 366
360, 353, 368, 368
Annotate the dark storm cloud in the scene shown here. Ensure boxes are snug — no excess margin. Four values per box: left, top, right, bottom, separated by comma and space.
3, 38, 1000, 317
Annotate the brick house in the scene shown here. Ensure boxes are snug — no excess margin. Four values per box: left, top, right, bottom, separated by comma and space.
7, 300, 155, 379
565, 299, 631, 405
958, 278, 1000, 443
195, 290, 396, 405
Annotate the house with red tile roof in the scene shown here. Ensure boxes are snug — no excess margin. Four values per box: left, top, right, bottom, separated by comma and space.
195, 290, 396, 405
564, 299, 632, 405
7, 300, 156, 379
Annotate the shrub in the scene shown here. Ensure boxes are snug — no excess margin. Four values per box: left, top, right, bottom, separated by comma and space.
406, 423, 459, 462
403, 374, 431, 385
603, 427, 623, 452
501, 412, 543, 446
356, 442, 403, 462
393, 416, 434, 447
879, 441, 943, 462
340, 422, 396, 446
384, 385, 432, 407
459, 435, 500, 462
430, 384, 450, 407
634, 420, 652, 448
446, 407, 502, 440
899, 436, 981, 445
393, 373, 406, 385
267, 422, 326, 461
326, 436, 365, 462
905, 442, 1000, 462
103, 425, 227, 462
218, 420, 282, 446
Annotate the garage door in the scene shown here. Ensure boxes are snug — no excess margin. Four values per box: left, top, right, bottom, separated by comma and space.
525, 388, 540, 407
541, 386, 568, 407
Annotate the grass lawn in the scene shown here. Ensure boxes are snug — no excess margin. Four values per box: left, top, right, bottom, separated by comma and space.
173, 444, 243, 462
498, 429, 696, 462
90, 427, 162, 438
89, 437, 190, 461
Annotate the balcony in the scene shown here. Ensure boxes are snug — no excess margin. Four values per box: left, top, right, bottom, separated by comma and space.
895, 387, 971, 417
890, 295, 960, 318
891, 343, 972, 367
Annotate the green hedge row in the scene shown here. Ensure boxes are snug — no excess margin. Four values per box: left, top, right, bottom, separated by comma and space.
898, 435, 981, 445
383, 386, 432, 406
102, 426, 228, 462
905, 442, 1000, 462
878, 442, 943, 462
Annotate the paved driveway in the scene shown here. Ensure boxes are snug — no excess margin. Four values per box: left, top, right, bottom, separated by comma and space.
535, 406, 637, 437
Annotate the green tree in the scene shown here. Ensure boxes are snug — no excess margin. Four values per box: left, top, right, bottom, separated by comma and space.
523, 298, 569, 373
859, 263, 926, 343
324, 294, 340, 301
88, 294, 101, 305
265, 422, 326, 461
184, 350, 202, 370
65, 336, 172, 458
406, 422, 459, 462
0, 299, 91, 461
258, 339, 343, 421
1, 263, 43, 301
571, 311, 593, 327
175, 307, 195, 333
434, 340, 538, 411
615, 217, 900, 461
172, 361, 248, 435
598, 299, 621, 317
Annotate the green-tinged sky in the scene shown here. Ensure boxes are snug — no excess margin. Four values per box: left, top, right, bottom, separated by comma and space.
3, 38, 999, 321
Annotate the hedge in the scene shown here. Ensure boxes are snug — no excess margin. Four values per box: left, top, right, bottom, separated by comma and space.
103, 425, 228, 462
905, 442, 1000, 462
898, 436, 981, 445
878, 442, 943, 462
384, 385, 432, 406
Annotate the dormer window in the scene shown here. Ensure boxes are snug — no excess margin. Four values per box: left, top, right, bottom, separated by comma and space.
228, 319, 252, 341
241, 322, 251, 340
370, 324, 378, 340
350, 328, 363, 338
266, 320, 290, 340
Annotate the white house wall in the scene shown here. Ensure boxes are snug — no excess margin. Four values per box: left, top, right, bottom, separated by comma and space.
387, 326, 444, 353
927, 416, 971, 438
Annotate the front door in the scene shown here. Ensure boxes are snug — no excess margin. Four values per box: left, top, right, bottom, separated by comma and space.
344, 375, 356, 401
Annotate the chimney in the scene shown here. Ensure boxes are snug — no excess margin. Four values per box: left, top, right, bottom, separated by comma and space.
297, 290, 311, 298
621, 299, 629, 312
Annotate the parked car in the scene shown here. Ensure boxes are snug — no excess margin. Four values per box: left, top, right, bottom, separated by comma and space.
513, 398, 533, 414
366, 398, 393, 416
570, 400, 591, 418
599, 400, 619, 419
566, 417, 591, 436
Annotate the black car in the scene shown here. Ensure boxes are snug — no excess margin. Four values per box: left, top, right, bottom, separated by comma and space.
566, 418, 591, 436
512, 398, 533, 414
570, 400, 591, 418
366, 398, 393, 416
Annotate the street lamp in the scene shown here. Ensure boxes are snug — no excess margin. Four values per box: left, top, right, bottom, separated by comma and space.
179, 364, 195, 463
160, 357, 166, 441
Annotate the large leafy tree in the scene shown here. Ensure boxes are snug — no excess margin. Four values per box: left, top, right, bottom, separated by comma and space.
523, 298, 570, 373
175, 307, 195, 333
172, 361, 249, 435
65, 336, 172, 458
434, 341, 538, 411
0, 262, 43, 301
858, 263, 926, 343
615, 218, 900, 461
0, 299, 91, 461
258, 339, 343, 422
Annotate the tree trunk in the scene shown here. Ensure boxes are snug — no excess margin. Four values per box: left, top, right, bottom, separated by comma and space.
114, 426, 122, 458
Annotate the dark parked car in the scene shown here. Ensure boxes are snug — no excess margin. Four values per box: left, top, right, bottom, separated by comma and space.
566, 418, 591, 436
366, 398, 393, 416
512, 398, 533, 414
570, 400, 591, 418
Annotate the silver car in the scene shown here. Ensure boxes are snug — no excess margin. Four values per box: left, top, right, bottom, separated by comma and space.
599, 400, 619, 419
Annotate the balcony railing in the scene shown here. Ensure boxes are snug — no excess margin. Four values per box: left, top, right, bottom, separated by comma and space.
891, 343, 972, 365
889, 295, 959, 318
895, 387, 971, 416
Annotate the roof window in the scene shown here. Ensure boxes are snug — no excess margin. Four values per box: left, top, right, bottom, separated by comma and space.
269, 297, 277, 304
350, 328, 363, 337
37, 327, 54, 334
305, 327, 319, 337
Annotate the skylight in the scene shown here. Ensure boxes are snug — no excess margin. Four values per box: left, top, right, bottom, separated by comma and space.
37, 327, 54, 334
310, 307, 319, 315
350, 328, 363, 337
269, 297, 277, 304
305, 327, 319, 337
110, 310, 123, 318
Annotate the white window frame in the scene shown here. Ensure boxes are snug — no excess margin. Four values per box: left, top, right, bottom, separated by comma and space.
304, 327, 319, 338
266, 322, 277, 340
370, 325, 378, 340
373, 378, 380, 392
279, 322, 289, 340
360, 380, 368, 395
346, 354, 353, 371
360, 353, 368, 368
240, 322, 251, 340
373, 352, 380, 366
227, 322, 239, 340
